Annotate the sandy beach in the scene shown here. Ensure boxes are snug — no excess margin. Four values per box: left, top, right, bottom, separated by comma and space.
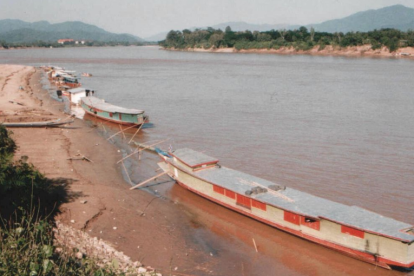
0, 64, 222, 275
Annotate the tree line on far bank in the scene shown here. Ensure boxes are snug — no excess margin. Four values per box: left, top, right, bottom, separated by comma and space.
160, 26, 414, 52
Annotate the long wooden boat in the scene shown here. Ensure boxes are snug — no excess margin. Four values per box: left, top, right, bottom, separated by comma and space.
157, 148, 414, 270
81, 96, 148, 127
60, 76, 81, 88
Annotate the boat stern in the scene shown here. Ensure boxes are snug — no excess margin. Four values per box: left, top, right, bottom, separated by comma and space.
407, 240, 414, 269
157, 161, 174, 180
137, 113, 148, 125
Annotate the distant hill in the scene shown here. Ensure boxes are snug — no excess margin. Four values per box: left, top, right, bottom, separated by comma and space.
208, 22, 295, 32
310, 5, 414, 33
147, 4, 414, 41
386, 20, 414, 31
144, 32, 169, 42
0, 19, 144, 43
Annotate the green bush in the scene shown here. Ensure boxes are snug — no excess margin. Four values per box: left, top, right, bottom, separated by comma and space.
0, 212, 121, 276
0, 125, 55, 218
0, 126, 16, 163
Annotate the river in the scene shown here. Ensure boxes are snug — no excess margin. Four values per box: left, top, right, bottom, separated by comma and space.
1, 46, 413, 275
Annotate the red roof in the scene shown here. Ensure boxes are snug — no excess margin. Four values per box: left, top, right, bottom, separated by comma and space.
57, 39, 74, 43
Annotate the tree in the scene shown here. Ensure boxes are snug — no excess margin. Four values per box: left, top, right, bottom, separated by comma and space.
385, 37, 399, 52
207, 27, 216, 33
256, 33, 271, 42
164, 30, 184, 48
310, 27, 315, 42
278, 29, 287, 41
209, 33, 224, 48
299, 26, 308, 36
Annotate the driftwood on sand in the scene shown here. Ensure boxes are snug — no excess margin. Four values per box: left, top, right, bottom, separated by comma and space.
67, 153, 93, 163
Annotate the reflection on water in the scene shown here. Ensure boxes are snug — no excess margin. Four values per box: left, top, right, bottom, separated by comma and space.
2, 46, 414, 275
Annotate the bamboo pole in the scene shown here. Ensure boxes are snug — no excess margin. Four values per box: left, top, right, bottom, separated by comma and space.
119, 125, 126, 139
128, 122, 144, 144
62, 114, 74, 122
252, 238, 258, 253
129, 171, 168, 190
121, 161, 133, 185
106, 124, 136, 141
116, 138, 169, 164
133, 138, 163, 148
100, 122, 107, 134
117, 148, 139, 164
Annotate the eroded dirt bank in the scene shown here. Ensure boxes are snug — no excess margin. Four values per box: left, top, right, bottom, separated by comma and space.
164, 45, 414, 59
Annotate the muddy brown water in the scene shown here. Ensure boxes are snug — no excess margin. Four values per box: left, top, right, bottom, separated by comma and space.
1, 46, 414, 275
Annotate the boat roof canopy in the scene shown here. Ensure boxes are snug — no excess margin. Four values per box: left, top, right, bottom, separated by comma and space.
81, 96, 144, 115
67, 88, 93, 94
172, 148, 219, 168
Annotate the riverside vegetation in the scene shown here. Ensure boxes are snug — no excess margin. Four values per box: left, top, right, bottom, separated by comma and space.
160, 26, 414, 52
0, 125, 129, 276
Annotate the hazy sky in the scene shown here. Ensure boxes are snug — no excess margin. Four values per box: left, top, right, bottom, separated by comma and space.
1, 0, 413, 38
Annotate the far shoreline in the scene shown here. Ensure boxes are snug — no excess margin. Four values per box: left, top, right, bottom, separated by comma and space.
0, 44, 155, 51
2, 44, 413, 60
161, 45, 414, 60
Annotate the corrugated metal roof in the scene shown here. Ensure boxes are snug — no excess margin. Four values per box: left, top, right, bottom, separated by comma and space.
172, 148, 219, 168
81, 96, 144, 114
169, 148, 414, 242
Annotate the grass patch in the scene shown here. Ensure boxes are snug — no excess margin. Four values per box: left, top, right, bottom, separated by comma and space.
0, 211, 121, 276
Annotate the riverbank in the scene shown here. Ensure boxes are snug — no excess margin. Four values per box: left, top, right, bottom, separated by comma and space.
164, 45, 414, 59
0, 64, 220, 275
0, 44, 155, 51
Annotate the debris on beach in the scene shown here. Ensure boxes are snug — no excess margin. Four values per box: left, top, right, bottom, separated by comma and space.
54, 221, 161, 275
67, 153, 93, 162
9, 100, 24, 105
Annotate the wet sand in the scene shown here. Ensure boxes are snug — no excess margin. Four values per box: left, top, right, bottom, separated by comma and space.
1, 64, 412, 276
